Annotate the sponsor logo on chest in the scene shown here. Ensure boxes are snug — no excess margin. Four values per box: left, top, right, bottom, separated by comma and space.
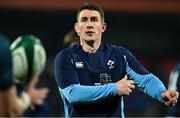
75, 62, 84, 68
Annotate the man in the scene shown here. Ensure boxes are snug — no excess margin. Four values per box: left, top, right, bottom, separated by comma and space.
0, 34, 27, 116
166, 62, 180, 117
55, 2, 179, 117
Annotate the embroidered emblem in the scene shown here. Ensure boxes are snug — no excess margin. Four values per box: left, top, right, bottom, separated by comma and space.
75, 62, 84, 68
107, 60, 114, 69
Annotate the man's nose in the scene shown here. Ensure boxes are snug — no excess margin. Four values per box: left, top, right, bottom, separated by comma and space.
86, 21, 93, 29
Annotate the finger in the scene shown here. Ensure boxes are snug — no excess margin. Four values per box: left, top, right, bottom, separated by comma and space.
39, 88, 49, 94
125, 91, 130, 96
175, 99, 178, 104
171, 96, 178, 104
36, 99, 44, 105
171, 100, 177, 106
123, 89, 130, 96
129, 80, 135, 84
168, 91, 178, 103
30, 76, 39, 86
129, 84, 135, 89
38, 88, 49, 97
128, 88, 132, 93
172, 100, 177, 106
166, 96, 177, 106
176, 91, 179, 99
164, 101, 171, 106
170, 91, 177, 97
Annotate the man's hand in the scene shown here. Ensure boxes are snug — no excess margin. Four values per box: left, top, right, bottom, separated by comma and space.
116, 75, 135, 96
161, 90, 179, 106
26, 76, 49, 105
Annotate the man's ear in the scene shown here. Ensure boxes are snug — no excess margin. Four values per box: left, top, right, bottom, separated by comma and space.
101, 23, 107, 33
74, 23, 79, 34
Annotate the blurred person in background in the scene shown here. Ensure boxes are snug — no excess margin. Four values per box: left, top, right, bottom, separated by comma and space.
63, 29, 79, 47
166, 61, 180, 117
55, 2, 179, 117
11, 34, 49, 117
0, 33, 30, 117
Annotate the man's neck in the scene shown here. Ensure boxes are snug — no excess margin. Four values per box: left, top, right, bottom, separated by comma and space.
80, 40, 100, 53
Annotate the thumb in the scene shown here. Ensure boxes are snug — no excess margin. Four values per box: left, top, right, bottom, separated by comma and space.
123, 75, 128, 80
162, 91, 170, 102
163, 95, 170, 102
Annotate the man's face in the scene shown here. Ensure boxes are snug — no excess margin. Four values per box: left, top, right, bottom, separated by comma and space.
75, 10, 106, 42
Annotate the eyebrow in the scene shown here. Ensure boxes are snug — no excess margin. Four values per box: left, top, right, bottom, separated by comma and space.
81, 17, 88, 20
80, 16, 99, 20
91, 16, 98, 20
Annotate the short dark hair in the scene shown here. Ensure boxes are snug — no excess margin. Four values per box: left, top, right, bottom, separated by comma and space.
77, 2, 105, 23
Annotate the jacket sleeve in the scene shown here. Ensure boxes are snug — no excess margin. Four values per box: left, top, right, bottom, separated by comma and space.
123, 50, 166, 102
60, 83, 118, 104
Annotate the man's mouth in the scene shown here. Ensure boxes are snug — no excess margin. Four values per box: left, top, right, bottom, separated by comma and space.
86, 31, 94, 36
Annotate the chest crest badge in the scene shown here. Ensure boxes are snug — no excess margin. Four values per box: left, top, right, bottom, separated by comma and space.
107, 60, 114, 69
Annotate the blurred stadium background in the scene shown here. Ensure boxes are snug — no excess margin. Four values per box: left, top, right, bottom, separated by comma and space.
0, 0, 180, 117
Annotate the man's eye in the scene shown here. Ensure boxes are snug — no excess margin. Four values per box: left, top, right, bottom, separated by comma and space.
93, 19, 98, 22
91, 17, 98, 22
81, 18, 87, 22
91, 18, 98, 22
